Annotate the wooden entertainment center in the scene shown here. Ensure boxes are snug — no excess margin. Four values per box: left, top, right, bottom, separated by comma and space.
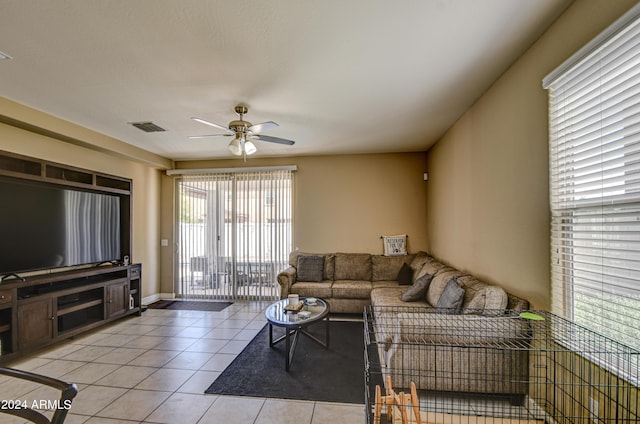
0, 150, 142, 362
0, 264, 142, 360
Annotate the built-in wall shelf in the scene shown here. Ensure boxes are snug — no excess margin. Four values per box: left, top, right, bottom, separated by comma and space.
0, 150, 131, 195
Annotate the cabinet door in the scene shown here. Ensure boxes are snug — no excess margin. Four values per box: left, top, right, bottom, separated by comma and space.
129, 264, 141, 314
18, 298, 54, 351
106, 282, 129, 318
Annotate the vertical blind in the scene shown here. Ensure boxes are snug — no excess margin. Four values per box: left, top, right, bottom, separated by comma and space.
175, 168, 294, 301
544, 6, 640, 351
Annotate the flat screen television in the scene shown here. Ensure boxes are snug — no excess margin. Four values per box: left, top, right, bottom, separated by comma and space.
0, 178, 122, 275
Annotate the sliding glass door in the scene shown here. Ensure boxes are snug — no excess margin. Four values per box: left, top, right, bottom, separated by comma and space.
176, 169, 293, 301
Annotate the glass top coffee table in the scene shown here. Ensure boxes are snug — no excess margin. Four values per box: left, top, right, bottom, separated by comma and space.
265, 297, 330, 371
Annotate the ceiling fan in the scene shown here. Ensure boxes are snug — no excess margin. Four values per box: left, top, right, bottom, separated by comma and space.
190, 105, 295, 160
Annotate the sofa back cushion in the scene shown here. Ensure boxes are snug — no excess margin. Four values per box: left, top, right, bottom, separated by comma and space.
408, 252, 431, 281
289, 251, 335, 280
371, 254, 414, 281
506, 293, 529, 311
417, 257, 449, 281
334, 253, 371, 280
457, 275, 508, 315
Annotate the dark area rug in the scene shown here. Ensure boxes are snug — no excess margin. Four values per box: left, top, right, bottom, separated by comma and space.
205, 320, 367, 403
147, 300, 233, 312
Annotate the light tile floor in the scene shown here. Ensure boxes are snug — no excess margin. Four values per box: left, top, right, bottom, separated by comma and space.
1, 301, 366, 424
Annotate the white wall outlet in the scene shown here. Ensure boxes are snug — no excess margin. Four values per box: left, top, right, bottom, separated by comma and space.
589, 396, 599, 422
161, 239, 169, 247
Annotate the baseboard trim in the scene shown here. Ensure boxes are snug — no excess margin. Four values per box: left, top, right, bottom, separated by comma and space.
142, 293, 175, 305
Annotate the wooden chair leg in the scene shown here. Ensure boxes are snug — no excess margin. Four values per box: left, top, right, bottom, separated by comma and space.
385, 376, 394, 421
374, 384, 382, 424
378, 376, 423, 424
410, 382, 422, 424
394, 391, 410, 424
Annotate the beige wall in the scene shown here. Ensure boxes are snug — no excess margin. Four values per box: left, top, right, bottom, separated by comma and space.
0, 99, 169, 299
160, 152, 428, 294
425, 0, 638, 309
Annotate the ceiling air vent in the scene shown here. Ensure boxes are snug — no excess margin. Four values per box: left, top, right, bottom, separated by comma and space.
129, 121, 166, 133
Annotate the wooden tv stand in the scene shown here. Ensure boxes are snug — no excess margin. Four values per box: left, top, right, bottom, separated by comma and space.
0, 264, 142, 363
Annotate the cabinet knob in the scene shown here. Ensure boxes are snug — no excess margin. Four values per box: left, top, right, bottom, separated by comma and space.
0, 295, 5, 300
50, 316, 55, 320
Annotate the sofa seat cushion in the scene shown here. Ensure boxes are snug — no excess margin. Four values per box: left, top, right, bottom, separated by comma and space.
372, 280, 403, 289
332, 280, 372, 299
371, 255, 414, 281
290, 281, 333, 298
370, 287, 431, 309
334, 253, 372, 280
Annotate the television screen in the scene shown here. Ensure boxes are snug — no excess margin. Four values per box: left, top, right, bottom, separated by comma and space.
0, 178, 121, 275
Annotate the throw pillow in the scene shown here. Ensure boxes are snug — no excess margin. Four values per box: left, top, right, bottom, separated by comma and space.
396, 263, 413, 285
401, 273, 433, 302
382, 234, 407, 256
436, 278, 465, 314
297, 255, 325, 282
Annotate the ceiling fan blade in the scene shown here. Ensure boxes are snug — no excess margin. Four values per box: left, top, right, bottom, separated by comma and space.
249, 121, 279, 133
188, 134, 234, 139
256, 135, 295, 145
191, 117, 233, 134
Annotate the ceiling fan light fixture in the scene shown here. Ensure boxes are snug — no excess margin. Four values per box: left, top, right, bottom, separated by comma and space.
228, 135, 257, 156
244, 140, 257, 155
228, 137, 243, 156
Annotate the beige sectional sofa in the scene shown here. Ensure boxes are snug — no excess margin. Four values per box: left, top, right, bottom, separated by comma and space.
277, 250, 528, 313
277, 250, 532, 397
277, 251, 420, 313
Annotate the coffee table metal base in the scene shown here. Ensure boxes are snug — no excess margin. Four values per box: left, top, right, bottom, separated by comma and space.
268, 317, 330, 371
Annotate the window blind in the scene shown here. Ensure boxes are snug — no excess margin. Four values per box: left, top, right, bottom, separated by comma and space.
175, 169, 294, 301
545, 6, 640, 351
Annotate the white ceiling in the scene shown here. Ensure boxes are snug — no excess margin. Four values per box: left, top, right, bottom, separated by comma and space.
0, 0, 573, 161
